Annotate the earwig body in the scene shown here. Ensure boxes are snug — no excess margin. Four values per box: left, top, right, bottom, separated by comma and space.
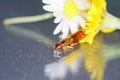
71, 30, 85, 43
54, 29, 86, 60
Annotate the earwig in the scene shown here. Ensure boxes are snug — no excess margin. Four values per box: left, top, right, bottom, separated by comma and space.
54, 29, 86, 60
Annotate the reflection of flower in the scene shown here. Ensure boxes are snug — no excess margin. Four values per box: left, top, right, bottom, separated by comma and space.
44, 61, 68, 80
42, 0, 91, 38
44, 34, 120, 80
44, 57, 81, 80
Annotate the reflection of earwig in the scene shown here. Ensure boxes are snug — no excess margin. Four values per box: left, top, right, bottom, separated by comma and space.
54, 29, 86, 60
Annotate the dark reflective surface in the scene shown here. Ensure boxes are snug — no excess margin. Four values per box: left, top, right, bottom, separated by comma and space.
0, 0, 120, 80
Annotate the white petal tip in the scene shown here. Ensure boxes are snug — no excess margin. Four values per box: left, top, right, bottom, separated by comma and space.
42, 0, 51, 4
54, 18, 61, 23
43, 5, 53, 12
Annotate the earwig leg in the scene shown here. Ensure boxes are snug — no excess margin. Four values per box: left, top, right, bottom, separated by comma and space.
66, 46, 73, 49
63, 46, 74, 52
70, 43, 78, 47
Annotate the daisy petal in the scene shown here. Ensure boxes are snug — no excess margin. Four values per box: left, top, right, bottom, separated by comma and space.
76, 0, 91, 10
53, 22, 63, 35
53, 11, 63, 18
54, 17, 62, 23
42, 0, 51, 4
61, 21, 69, 38
43, 5, 53, 12
69, 20, 78, 33
78, 17, 86, 28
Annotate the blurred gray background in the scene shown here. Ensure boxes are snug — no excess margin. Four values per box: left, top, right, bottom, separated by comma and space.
0, 0, 120, 80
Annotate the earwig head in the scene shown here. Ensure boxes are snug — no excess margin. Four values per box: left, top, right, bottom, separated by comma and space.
54, 40, 65, 50
54, 40, 66, 60
54, 37, 74, 60
54, 37, 73, 50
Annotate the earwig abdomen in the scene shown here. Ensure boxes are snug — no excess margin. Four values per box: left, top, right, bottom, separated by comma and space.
71, 30, 85, 43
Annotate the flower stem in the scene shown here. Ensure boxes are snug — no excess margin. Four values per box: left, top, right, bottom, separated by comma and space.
3, 13, 53, 25
101, 12, 120, 30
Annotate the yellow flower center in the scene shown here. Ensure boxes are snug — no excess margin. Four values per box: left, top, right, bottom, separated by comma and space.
64, 0, 79, 19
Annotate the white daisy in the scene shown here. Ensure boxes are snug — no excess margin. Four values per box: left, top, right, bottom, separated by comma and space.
42, 0, 91, 38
